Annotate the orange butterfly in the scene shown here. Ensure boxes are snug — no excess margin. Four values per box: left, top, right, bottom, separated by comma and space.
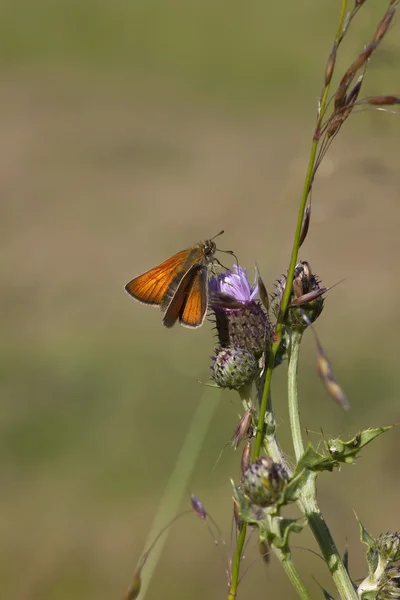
125, 231, 234, 328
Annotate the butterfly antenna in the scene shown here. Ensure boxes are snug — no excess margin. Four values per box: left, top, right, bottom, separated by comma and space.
211, 230, 225, 241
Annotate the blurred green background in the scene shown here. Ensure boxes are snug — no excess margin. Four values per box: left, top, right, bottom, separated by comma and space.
1, 1, 400, 598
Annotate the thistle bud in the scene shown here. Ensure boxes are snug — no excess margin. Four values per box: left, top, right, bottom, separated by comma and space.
209, 265, 272, 359
377, 565, 400, 600
272, 262, 324, 330
211, 347, 259, 390
377, 532, 400, 563
292, 261, 310, 298
242, 457, 288, 507
357, 526, 400, 597
215, 303, 269, 359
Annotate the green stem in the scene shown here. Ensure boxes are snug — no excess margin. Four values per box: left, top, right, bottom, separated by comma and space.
280, 554, 312, 600
255, 0, 348, 465
227, 2, 349, 598
287, 333, 357, 599
227, 382, 255, 598
288, 330, 304, 461
267, 515, 311, 600
237, 382, 254, 413
263, 409, 291, 473
229, 525, 310, 600
259, 382, 292, 475
298, 480, 358, 600
227, 525, 246, 600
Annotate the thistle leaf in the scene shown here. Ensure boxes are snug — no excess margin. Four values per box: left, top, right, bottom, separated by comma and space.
326, 426, 392, 465
355, 513, 378, 575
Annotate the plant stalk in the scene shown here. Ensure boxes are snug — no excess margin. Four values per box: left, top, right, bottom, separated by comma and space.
287, 331, 357, 599
280, 554, 312, 600
227, 2, 349, 598
298, 482, 358, 600
287, 330, 305, 461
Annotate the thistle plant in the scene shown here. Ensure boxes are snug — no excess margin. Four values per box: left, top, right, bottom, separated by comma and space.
124, 2, 400, 599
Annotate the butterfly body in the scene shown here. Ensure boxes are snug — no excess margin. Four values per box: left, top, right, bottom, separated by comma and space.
125, 238, 219, 328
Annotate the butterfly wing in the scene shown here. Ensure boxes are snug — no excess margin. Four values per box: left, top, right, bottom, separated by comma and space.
125, 249, 190, 306
161, 263, 202, 328
179, 267, 208, 328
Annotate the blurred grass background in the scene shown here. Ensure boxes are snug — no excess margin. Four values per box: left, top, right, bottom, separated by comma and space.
1, 1, 400, 598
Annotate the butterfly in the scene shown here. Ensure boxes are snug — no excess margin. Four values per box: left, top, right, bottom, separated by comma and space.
125, 231, 235, 328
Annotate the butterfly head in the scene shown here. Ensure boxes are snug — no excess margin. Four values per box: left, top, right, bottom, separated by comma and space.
202, 239, 217, 260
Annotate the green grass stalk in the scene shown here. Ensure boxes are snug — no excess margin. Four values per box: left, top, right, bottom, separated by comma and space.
227, 2, 348, 598
138, 388, 220, 600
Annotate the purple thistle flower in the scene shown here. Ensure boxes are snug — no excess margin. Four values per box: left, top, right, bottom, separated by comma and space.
209, 265, 272, 390
209, 265, 259, 306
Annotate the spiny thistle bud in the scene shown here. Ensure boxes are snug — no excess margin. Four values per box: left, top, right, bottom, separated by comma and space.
242, 457, 288, 507
377, 532, 400, 563
271, 261, 324, 330
209, 265, 272, 359
211, 347, 259, 390
359, 527, 400, 599
377, 566, 400, 600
